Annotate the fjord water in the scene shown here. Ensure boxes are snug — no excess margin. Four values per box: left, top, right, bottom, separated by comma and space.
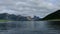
0, 21, 60, 34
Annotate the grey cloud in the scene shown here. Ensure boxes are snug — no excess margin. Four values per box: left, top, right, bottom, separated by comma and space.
0, 0, 60, 18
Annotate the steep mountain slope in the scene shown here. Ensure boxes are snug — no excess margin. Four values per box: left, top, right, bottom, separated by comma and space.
42, 10, 60, 20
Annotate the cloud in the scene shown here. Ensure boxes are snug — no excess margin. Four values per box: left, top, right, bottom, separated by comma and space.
0, 0, 60, 18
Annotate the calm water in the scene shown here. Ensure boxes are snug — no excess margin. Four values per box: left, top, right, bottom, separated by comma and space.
0, 21, 60, 34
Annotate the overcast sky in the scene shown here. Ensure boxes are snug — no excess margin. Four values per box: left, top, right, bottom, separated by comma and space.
0, 0, 60, 18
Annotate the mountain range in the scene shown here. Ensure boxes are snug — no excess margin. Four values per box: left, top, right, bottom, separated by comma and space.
0, 13, 41, 21
0, 10, 60, 21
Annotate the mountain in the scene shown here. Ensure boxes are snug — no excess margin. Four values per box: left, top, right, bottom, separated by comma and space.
42, 10, 60, 20
0, 13, 42, 21
0, 13, 28, 21
0, 12, 45, 21
32, 16, 41, 21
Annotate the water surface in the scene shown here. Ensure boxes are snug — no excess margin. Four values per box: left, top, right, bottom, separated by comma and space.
0, 21, 60, 34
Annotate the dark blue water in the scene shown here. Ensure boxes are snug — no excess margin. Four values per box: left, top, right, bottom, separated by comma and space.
0, 21, 60, 34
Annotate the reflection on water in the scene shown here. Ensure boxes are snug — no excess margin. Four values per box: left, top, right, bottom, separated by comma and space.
0, 21, 60, 34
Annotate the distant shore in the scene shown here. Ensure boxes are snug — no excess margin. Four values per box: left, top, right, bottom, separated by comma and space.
0, 20, 13, 22
0, 19, 60, 22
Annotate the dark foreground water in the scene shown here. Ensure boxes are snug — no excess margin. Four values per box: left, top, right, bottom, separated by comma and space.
0, 21, 60, 34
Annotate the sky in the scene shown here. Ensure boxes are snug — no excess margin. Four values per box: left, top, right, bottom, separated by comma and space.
0, 0, 60, 18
